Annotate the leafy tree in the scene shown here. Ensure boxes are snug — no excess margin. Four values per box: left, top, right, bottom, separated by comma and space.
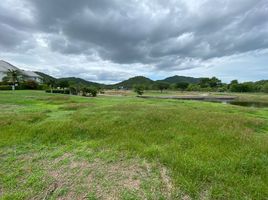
69, 86, 77, 95
187, 84, 201, 91
217, 84, 228, 92
155, 82, 170, 93
47, 79, 56, 93
209, 77, 222, 88
58, 80, 69, 89
89, 86, 98, 97
2, 76, 10, 84
175, 82, 189, 91
230, 82, 255, 92
230, 80, 238, 85
230, 83, 241, 92
133, 84, 144, 95
199, 78, 211, 88
81, 86, 98, 97
262, 83, 268, 93
200, 77, 221, 88
22, 80, 38, 89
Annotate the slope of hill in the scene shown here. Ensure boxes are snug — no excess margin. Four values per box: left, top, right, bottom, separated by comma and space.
161, 75, 201, 84
58, 77, 103, 87
35, 71, 57, 82
35, 72, 103, 87
113, 76, 154, 88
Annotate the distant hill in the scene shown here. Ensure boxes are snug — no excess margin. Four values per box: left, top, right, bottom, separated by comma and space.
113, 76, 154, 88
35, 72, 103, 87
29, 72, 202, 88
57, 77, 103, 87
160, 75, 201, 84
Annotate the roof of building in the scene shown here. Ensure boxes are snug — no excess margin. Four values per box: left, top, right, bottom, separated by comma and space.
0, 60, 20, 72
21, 70, 41, 78
0, 60, 41, 78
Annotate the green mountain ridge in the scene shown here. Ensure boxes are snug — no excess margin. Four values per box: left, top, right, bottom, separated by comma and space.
161, 75, 201, 84
36, 72, 203, 89
112, 76, 154, 88
57, 77, 104, 87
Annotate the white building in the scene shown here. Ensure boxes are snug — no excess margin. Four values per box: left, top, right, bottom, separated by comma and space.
0, 60, 42, 83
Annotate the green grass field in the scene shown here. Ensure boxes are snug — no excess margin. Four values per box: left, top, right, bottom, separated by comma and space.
0, 91, 268, 199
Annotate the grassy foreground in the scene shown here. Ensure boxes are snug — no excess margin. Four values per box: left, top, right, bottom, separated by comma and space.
0, 91, 268, 200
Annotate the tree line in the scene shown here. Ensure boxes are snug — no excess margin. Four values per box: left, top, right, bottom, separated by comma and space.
133, 77, 268, 95
1, 70, 267, 96
0, 70, 100, 97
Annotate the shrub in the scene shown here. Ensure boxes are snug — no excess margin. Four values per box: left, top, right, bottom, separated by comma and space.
45, 89, 70, 94
21, 80, 39, 89
262, 83, 268, 93
0, 82, 9, 86
175, 82, 189, 91
58, 80, 69, 89
187, 84, 201, 91
0, 85, 12, 90
69, 86, 78, 95
81, 86, 98, 97
133, 84, 144, 95
90, 87, 98, 97
155, 82, 170, 93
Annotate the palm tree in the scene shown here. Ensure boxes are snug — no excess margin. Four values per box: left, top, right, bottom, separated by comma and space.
6, 69, 20, 90
47, 79, 56, 93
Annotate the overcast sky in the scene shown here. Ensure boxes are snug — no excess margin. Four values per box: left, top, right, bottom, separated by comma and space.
0, 0, 267, 83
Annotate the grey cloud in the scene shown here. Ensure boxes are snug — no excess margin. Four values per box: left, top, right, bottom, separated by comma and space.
1, 0, 268, 72
0, 23, 31, 50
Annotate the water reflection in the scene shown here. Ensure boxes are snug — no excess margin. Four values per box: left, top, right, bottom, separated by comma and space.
226, 101, 268, 108
211, 100, 268, 108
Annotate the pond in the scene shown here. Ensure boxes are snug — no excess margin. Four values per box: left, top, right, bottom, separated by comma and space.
219, 101, 268, 108
138, 96, 268, 108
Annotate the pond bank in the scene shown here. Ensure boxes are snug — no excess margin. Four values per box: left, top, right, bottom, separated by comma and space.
138, 95, 268, 108
138, 95, 237, 101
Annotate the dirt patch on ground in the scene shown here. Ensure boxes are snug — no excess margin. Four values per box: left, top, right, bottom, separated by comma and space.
30, 153, 175, 200
101, 90, 133, 96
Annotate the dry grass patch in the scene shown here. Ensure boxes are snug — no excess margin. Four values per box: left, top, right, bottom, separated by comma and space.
30, 152, 175, 200
0, 104, 23, 112
0, 112, 47, 127
37, 95, 76, 105
102, 90, 133, 96
4, 152, 174, 200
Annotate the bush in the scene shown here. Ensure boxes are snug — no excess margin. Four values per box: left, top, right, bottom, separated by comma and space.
19, 80, 39, 90
0, 82, 9, 86
187, 84, 201, 91
217, 87, 227, 92
175, 82, 189, 91
69, 86, 78, 95
58, 80, 69, 89
90, 87, 98, 97
45, 89, 70, 94
262, 83, 268, 93
81, 86, 98, 97
0, 85, 12, 90
133, 84, 144, 95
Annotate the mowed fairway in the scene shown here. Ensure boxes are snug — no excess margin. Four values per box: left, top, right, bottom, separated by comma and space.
0, 91, 268, 200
